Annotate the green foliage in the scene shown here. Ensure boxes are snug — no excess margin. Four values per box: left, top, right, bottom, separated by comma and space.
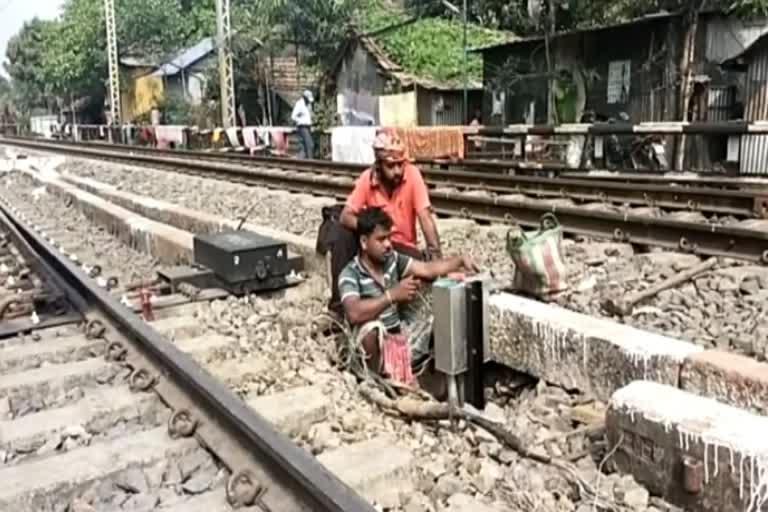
417, 0, 768, 35
4, 18, 57, 108
360, 2, 511, 83
256, 0, 358, 70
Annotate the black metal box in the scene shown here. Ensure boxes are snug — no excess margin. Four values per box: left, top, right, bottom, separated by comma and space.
193, 230, 289, 284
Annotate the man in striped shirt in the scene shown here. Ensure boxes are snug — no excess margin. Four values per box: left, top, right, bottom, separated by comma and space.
339, 207, 477, 373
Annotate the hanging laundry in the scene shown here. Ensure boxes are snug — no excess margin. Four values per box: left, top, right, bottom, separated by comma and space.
331, 126, 376, 165
212, 128, 223, 143
395, 127, 465, 160
225, 127, 240, 148
255, 127, 271, 147
270, 130, 288, 156
242, 127, 260, 149
154, 125, 185, 148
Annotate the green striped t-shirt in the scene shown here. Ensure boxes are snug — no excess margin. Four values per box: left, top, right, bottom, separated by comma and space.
338, 252, 413, 331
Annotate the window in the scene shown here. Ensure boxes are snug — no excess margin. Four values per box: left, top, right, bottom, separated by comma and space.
607, 60, 631, 104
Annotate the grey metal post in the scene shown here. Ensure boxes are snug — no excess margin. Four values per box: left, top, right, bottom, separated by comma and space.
104, 0, 121, 125
215, 0, 236, 128
463, 0, 468, 124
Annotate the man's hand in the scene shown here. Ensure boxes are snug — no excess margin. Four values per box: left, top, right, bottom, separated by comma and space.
390, 275, 420, 303
460, 255, 480, 274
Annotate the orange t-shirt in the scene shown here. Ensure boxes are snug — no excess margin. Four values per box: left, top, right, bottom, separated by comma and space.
345, 163, 431, 250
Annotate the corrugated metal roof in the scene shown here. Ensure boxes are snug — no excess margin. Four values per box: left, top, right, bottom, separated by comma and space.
721, 31, 768, 70
470, 11, 677, 53
152, 37, 215, 77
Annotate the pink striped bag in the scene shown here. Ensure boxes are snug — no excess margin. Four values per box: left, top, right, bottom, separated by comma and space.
506, 213, 568, 300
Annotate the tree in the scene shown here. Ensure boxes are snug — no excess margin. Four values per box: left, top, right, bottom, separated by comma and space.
4, 18, 58, 109
42, 0, 201, 99
412, 0, 768, 35
256, 0, 358, 71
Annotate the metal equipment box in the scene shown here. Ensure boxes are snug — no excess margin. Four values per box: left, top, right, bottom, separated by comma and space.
193, 230, 289, 285
432, 275, 492, 377
432, 278, 468, 376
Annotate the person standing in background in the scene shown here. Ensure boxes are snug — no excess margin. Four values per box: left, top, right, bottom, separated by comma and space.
292, 90, 314, 159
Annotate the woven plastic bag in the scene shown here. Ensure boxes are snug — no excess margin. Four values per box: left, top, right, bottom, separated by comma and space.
506, 213, 568, 300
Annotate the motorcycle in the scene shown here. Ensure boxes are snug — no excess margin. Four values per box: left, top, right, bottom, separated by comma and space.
604, 112, 668, 171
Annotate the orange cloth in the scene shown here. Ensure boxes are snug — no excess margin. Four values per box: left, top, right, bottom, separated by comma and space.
394, 127, 465, 160
345, 162, 431, 250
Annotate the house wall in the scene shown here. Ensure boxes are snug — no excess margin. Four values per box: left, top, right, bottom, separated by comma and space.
481, 19, 677, 125
335, 42, 478, 126
335, 42, 386, 125
417, 89, 482, 125
121, 67, 164, 122
162, 56, 213, 106
739, 38, 768, 174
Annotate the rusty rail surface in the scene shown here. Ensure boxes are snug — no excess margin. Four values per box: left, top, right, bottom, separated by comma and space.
6, 136, 768, 219
3, 137, 768, 264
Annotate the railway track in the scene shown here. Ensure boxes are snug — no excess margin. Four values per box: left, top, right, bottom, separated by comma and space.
4, 136, 768, 264
0, 178, 376, 510
6, 136, 768, 217
4, 135, 759, 512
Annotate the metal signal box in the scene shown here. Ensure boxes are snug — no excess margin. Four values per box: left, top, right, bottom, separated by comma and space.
193, 230, 289, 290
432, 276, 491, 377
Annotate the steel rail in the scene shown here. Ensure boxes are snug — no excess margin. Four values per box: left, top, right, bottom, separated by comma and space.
424, 158, 768, 189
0, 196, 375, 511
4, 137, 768, 264
4, 137, 768, 219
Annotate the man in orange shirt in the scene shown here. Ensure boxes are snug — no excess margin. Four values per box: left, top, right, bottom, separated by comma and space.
327, 129, 442, 316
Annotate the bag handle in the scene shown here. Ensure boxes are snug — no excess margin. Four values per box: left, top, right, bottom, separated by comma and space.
506, 226, 527, 252
539, 213, 560, 231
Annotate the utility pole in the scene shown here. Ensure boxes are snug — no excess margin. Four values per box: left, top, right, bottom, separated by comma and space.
104, 0, 121, 126
462, 0, 468, 124
215, 0, 237, 129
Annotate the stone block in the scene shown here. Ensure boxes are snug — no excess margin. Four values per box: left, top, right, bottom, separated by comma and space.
489, 292, 702, 401
58, 173, 314, 272
607, 381, 768, 512
681, 351, 768, 416
318, 437, 414, 508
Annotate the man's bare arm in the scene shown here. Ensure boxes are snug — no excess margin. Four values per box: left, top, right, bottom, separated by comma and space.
417, 208, 442, 258
342, 295, 390, 325
405, 255, 475, 281
340, 206, 359, 232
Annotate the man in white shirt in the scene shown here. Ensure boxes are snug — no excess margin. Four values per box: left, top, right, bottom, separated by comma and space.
292, 90, 314, 158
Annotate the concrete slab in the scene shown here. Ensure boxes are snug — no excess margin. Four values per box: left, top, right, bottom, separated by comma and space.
57, 173, 314, 272
0, 326, 83, 350
0, 335, 103, 373
157, 486, 261, 512
0, 358, 107, 399
205, 357, 269, 386
0, 386, 158, 449
175, 334, 235, 358
488, 292, 703, 401
681, 350, 768, 416
248, 386, 329, 437
607, 381, 768, 512
0, 427, 198, 511
318, 437, 414, 509
149, 316, 204, 341
16, 170, 194, 264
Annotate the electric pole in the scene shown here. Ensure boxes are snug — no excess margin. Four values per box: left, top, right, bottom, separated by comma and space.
104, 0, 121, 126
215, 0, 237, 128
